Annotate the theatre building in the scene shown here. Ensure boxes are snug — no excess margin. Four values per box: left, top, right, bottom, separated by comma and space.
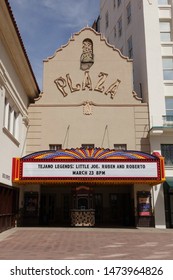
12, 28, 165, 228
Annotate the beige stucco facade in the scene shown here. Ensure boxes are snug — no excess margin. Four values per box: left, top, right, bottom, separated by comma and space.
16, 28, 161, 228
26, 27, 149, 154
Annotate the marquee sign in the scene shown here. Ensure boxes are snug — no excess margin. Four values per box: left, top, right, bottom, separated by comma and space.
22, 161, 158, 178
12, 148, 165, 184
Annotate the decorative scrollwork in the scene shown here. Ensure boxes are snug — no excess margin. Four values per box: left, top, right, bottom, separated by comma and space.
80, 39, 94, 70
83, 101, 92, 115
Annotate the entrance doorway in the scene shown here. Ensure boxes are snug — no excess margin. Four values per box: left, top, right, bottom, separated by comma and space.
40, 193, 55, 226
164, 182, 173, 228
170, 195, 173, 227
169, 195, 173, 227
94, 193, 103, 224
109, 193, 131, 226
0, 186, 19, 232
39, 184, 134, 227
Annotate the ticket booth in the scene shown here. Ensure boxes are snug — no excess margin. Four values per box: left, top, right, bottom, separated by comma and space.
71, 186, 95, 226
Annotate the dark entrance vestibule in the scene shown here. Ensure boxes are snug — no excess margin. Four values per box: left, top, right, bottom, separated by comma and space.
38, 184, 134, 227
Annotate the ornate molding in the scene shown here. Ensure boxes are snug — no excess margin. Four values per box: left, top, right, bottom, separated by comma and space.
30, 101, 147, 108
132, 91, 142, 101
83, 101, 92, 115
80, 39, 94, 70
22, 148, 160, 160
44, 27, 132, 63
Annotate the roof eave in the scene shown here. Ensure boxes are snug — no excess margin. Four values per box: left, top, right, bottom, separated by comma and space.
1, 0, 40, 100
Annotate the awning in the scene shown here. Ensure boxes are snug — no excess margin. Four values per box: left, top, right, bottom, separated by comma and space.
12, 148, 165, 185
166, 177, 173, 188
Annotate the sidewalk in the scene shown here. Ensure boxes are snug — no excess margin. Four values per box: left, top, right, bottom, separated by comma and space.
0, 227, 173, 260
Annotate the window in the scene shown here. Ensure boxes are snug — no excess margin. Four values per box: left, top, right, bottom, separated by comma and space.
163, 98, 173, 125
161, 144, 173, 166
80, 39, 94, 70
158, 0, 169, 4
114, 144, 127, 150
105, 11, 109, 29
3, 97, 19, 140
8, 105, 13, 131
127, 36, 133, 58
118, 0, 121, 7
160, 22, 171, 42
114, 25, 117, 38
13, 111, 18, 138
118, 17, 122, 37
162, 57, 173, 80
49, 144, 62, 150
126, 2, 131, 24
165, 97, 173, 115
81, 144, 95, 149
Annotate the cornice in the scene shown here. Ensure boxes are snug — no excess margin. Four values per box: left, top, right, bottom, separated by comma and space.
29, 101, 147, 108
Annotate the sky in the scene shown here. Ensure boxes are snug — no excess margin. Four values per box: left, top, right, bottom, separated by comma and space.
8, 0, 100, 90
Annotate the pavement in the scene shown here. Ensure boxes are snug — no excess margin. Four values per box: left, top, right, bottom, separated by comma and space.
0, 227, 173, 260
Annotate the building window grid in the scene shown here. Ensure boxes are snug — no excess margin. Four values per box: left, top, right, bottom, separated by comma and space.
159, 21, 171, 42
13, 111, 18, 137
81, 144, 95, 149
117, 0, 121, 7
49, 144, 62, 150
165, 97, 173, 115
114, 25, 117, 38
162, 57, 173, 80
127, 36, 133, 59
8, 105, 13, 132
105, 11, 109, 29
4, 98, 9, 128
114, 144, 127, 150
158, 0, 169, 5
118, 17, 122, 37
161, 144, 173, 166
3, 97, 19, 140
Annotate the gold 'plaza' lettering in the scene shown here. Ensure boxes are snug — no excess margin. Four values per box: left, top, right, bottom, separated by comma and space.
94, 72, 108, 93
104, 79, 121, 99
66, 74, 80, 93
82, 71, 92, 91
54, 71, 121, 99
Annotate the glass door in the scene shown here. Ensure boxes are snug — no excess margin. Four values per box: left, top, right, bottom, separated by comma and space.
40, 193, 55, 225
94, 193, 103, 224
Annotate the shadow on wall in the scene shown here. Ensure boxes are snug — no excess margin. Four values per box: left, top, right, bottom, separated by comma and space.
140, 137, 150, 153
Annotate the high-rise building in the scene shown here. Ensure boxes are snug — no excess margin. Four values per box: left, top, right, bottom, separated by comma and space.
98, 0, 173, 228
